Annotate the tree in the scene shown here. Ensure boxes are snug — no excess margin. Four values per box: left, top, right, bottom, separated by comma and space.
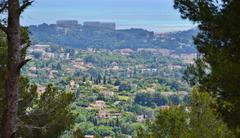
137, 89, 234, 138
151, 107, 188, 138
174, 0, 240, 133
137, 106, 188, 138
0, 0, 33, 137
16, 81, 76, 138
0, 76, 76, 138
96, 125, 114, 137
0, 27, 75, 138
73, 127, 85, 138
114, 79, 121, 86
185, 89, 234, 138
103, 75, 107, 84
118, 82, 131, 92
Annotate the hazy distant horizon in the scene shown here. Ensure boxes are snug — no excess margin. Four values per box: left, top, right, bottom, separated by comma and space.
22, 0, 195, 33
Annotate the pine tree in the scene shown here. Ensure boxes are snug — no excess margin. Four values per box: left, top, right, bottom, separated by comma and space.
17, 81, 76, 138
0, 28, 75, 138
185, 90, 234, 138
0, 1, 33, 137
137, 89, 234, 138
0, 75, 76, 137
103, 75, 107, 84
174, 0, 240, 133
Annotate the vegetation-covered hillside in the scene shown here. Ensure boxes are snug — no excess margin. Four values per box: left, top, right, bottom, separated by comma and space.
20, 45, 191, 137
29, 23, 197, 53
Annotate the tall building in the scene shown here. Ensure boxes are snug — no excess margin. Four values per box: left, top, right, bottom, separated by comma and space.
56, 20, 79, 27
83, 21, 116, 30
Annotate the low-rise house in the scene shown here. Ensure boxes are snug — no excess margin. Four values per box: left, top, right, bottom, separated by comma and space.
161, 92, 175, 97
98, 111, 121, 119
29, 66, 37, 72
69, 80, 79, 90
178, 91, 188, 97
168, 64, 182, 70
70, 80, 76, 87
43, 52, 55, 60
141, 68, 157, 73
109, 112, 121, 119
137, 114, 147, 122
66, 68, 75, 74
37, 85, 46, 94
28, 73, 38, 78
90, 100, 106, 110
98, 110, 109, 118
112, 66, 120, 71
104, 136, 112, 138
85, 135, 94, 138
72, 60, 84, 69
159, 105, 170, 110
103, 91, 114, 97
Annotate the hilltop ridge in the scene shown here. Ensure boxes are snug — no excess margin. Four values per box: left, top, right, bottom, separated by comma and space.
29, 20, 197, 54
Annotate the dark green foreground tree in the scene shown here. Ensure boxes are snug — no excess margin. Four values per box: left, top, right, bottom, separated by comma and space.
174, 0, 240, 134
0, 28, 76, 137
17, 78, 76, 138
0, 0, 34, 137
137, 90, 234, 138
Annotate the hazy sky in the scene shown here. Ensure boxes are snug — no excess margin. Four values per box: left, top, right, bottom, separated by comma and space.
21, 0, 195, 33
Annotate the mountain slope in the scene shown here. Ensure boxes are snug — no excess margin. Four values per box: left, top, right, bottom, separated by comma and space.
29, 23, 198, 53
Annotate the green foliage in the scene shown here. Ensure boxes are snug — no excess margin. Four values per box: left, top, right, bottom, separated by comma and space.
149, 107, 187, 138
174, 0, 240, 133
138, 89, 234, 138
73, 127, 85, 138
76, 122, 95, 135
185, 89, 234, 138
20, 27, 31, 59
21, 21, 195, 137
16, 79, 76, 138
118, 82, 131, 92
134, 92, 178, 107
0, 76, 75, 138
96, 125, 114, 137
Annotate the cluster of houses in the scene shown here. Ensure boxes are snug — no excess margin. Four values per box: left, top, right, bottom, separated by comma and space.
27, 44, 94, 78
88, 100, 122, 119
28, 44, 55, 60
27, 44, 195, 82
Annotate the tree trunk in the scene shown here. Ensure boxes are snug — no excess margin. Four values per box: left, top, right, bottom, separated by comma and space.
2, 0, 21, 137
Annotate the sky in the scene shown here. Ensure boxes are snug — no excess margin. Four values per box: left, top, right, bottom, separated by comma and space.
21, 0, 195, 33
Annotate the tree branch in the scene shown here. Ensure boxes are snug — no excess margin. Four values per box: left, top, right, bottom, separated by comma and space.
17, 118, 47, 131
0, 22, 7, 34
0, 2, 7, 13
20, 43, 30, 51
19, 0, 33, 14
18, 58, 31, 70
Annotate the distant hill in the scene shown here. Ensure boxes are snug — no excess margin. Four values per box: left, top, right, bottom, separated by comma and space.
29, 22, 198, 53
